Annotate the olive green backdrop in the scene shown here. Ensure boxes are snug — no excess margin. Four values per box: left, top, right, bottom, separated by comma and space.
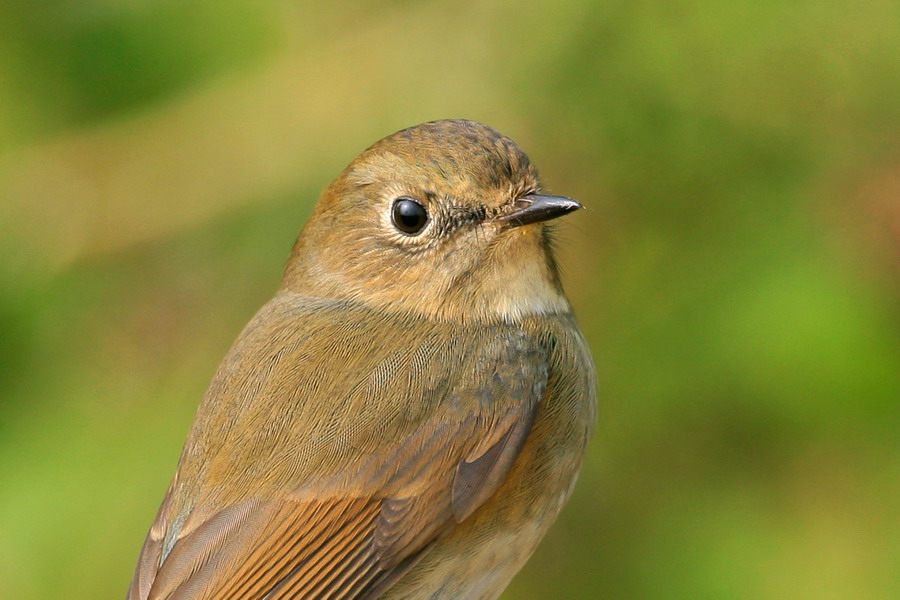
1, 1, 898, 599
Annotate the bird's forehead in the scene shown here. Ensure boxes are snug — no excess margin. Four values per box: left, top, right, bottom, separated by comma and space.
348, 120, 540, 197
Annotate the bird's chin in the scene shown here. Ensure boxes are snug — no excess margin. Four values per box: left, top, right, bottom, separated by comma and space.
473, 232, 569, 322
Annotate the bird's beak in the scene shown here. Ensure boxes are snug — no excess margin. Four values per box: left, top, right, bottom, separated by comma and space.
497, 194, 583, 227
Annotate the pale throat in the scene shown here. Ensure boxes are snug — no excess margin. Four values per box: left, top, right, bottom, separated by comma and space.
476, 249, 571, 322
394, 229, 570, 323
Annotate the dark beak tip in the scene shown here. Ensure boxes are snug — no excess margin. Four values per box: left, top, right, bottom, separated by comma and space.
561, 199, 583, 212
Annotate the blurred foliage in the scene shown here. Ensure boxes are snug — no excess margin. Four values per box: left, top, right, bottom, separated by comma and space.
1, 1, 898, 599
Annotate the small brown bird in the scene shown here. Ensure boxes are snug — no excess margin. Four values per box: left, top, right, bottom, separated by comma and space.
127, 119, 596, 600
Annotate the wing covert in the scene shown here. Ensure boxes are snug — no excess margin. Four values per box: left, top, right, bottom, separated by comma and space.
127, 297, 549, 600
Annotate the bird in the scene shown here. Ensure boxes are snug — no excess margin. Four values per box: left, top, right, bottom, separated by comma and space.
126, 119, 597, 600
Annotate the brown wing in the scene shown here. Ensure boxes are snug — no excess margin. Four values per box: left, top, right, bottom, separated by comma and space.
127, 298, 547, 600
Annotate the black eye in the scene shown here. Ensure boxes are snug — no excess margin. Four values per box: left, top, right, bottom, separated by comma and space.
391, 197, 428, 235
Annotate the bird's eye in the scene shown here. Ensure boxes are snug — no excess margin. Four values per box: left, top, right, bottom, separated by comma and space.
391, 197, 429, 235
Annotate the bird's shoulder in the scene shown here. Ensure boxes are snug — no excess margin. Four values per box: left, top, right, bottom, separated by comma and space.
178, 292, 555, 496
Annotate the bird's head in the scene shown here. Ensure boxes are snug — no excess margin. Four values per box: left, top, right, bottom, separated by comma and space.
283, 119, 582, 322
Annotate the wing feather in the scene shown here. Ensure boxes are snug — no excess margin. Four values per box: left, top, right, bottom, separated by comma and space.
127, 299, 549, 599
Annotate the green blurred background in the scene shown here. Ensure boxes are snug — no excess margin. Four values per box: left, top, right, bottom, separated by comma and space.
1, 1, 898, 598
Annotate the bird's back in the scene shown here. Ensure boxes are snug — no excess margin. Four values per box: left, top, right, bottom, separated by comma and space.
128, 295, 595, 600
